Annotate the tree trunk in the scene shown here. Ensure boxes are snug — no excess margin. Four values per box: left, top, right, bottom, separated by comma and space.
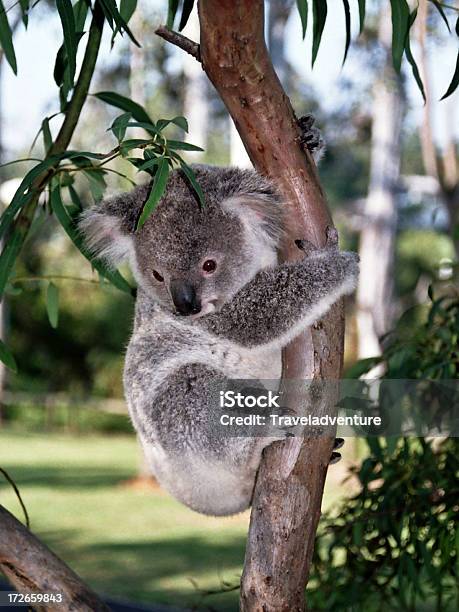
416, 0, 459, 258
0, 505, 109, 611
182, 9, 209, 156
197, 2, 344, 609
356, 8, 403, 359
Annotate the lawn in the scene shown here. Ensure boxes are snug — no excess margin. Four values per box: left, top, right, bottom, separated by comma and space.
0, 430, 354, 610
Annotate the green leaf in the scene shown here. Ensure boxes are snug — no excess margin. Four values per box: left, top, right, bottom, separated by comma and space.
0, 339, 17, 373
137, 157, 162, 172
179, 0, 194, 31
19, 0, 29, 28
296, 1, 308, 39
179, 161, 205, 208
179, 0, 194, 32
157, 116, 189, 132
73, 0, 89, 32
111, 0, 138, 46
342, 0, 351, 65
120, 0, 138, 23
137, 158, 170, 229
42, 117, 53, 153
0, 0, 18, 74
50, 185, 133, 295
121, 120, 160, 134
440, 48, 459, 100
171, 116, 189, 132
46, 282, 59, 329
358, 0, 365, 34
110, 112, 132, 142
345, 357, 382, 379
68, 184, 83, 212
53, 44, 66, 87
120, 138, 152, 156
167, 140, 204, 152
83, 169, 107, 202
100, 0, 140, 46
0, 226, 24, 298
0, 157, 60, 239
430, 0, 451, 33
94, 91, 152, 124
57, 0, 77, 88
167, 0, 180, 29
405, 9, 426, 102
312, 0, 327, 67
390, 0, 410, 73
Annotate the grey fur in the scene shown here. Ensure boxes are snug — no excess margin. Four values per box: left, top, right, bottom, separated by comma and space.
80, 160, 359, 516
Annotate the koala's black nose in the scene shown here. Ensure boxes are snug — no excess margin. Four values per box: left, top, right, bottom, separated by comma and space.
170, 280, 201, 315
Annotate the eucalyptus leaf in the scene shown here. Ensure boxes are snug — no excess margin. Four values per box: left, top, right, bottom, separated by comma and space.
19, 0, 29, 28
167, 0, 179, 29
179, 0, 194, 32
0, 0, 17, 74
179, 161, 205, 208
296, 0, 308, 39
430, 0, 451, 33
57, 0, 77, 88
312, 0, 327, 67
137, 158, 170, 229
50, 185, 133, 295
42, 117, 53, 153
390, 0, 410, 73
167, 140, 204, 152
405, 9, 426, 101
95, 91, 152, 124
342, 0, 351, 65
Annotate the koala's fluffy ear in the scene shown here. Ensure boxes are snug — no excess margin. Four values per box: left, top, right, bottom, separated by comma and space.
78, 185, 149, 268
221, 172, 284, 248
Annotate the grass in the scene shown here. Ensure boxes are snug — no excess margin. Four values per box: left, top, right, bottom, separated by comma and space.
0, 430, 248, 610
0, 429, 356, 610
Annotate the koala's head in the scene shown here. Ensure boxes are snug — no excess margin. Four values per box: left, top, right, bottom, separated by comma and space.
79, 164, 284, 317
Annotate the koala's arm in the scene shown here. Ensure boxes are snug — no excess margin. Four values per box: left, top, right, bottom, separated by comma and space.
201, 231, 359, 350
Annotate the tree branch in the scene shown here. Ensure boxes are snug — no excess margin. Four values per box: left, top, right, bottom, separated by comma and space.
0, 505, 109, 611
0, 1, 105, 300
156, 1, 344, 609
155, 26, 200, 61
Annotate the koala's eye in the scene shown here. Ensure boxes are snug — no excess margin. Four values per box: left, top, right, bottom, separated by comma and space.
202, 259, 217, 274
152, 270, 164, 282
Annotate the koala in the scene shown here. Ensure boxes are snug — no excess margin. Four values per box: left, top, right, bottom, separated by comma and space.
79, 125, 359, 516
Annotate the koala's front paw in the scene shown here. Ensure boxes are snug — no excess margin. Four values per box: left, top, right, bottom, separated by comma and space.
296, 227, 359, 292
298, 114, 325, 163
295, 225, 339, 256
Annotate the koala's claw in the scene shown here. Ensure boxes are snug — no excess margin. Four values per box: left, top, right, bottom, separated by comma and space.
295, 227, 339, 255
298, 114, 325, 161
329, 451, 342, 464
329, 438, 345, 465
295, 238, 315, 254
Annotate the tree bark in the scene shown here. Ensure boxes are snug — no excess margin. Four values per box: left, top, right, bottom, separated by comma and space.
197, 2, 344, 610
0, 505, 109, 611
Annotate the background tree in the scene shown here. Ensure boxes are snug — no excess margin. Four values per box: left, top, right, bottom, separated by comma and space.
0, 1, 457, 611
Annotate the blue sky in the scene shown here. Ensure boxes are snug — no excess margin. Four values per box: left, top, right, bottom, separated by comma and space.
1, 0, 457, 158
